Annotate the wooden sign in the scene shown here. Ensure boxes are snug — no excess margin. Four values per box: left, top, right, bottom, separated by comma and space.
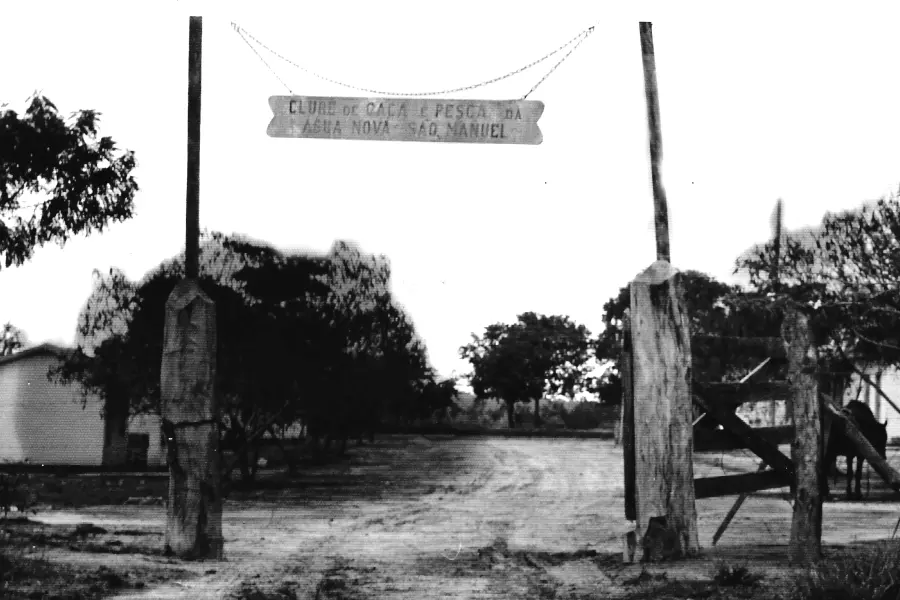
267, 96, 543, 145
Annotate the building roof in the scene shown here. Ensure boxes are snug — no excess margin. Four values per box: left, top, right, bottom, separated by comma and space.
0, 343, 73, 368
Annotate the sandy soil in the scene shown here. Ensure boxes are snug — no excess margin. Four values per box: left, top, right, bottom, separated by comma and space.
15, 436, 900, 599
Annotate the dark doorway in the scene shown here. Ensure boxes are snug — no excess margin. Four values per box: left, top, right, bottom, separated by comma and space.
125, 433, 150, 469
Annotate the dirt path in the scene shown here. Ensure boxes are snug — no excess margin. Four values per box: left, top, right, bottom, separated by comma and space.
26, 436, 900, 599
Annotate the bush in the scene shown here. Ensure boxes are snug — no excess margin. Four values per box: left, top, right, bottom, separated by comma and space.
712, 559, 762, 587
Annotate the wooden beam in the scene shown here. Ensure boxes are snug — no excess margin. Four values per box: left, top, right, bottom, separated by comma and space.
711, 461, 768, 545
693, 390, 795, 480
695, 469, 790, 499
694, 425, 794, 453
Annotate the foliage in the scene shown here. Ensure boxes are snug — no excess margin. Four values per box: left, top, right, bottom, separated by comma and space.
0, 94, 138, 269
595, 270, 784, 391
0, 322, 26, 356
735, 189, 900, 371
459, 312, 593, 428
57, 234, 446, 479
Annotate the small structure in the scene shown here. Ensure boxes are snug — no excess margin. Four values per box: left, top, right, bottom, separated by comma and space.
0, 344, 164, 468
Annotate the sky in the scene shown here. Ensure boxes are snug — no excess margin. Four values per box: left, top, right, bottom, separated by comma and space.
3, 2, 900, 383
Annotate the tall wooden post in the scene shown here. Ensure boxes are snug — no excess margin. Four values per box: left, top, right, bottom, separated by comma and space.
160, 16, 222, 560
782, 308, 822, 565
626, 23, 699, 562
185, 16, 201, 280
639, 22, 670, 262
769, 200, 783, 427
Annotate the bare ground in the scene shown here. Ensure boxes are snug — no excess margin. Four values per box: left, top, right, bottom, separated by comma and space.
5, 436, 900, 599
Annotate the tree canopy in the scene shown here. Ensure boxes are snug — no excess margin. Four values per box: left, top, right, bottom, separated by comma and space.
0, 95, 137, 269
459, 312, 593, 428
55, 234, 453, 480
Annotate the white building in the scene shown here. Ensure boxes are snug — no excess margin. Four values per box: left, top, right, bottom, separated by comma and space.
0, 344, 164, 468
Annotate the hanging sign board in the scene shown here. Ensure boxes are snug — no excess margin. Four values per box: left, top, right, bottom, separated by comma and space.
267, 96, 543, 145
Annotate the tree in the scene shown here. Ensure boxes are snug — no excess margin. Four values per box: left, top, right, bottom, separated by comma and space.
57, 234, 439, 475
0, 323, 26, 356
596, 271, 787, 391
0, 95, 137, 269
460, 313, 593, 428
734, 190, 900, 387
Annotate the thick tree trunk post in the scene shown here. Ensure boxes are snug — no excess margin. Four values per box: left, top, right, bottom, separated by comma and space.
629, 261, 699, 560
161, 280, 222, 559
782, 308, 822, 565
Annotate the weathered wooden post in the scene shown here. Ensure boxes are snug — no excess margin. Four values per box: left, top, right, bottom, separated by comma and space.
624, 23, 699, 562
160, 16, 223, 559
629, 262, 700, 560
782, 308, 822, 565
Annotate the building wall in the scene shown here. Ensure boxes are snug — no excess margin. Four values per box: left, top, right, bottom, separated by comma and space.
0, 354, 105, 465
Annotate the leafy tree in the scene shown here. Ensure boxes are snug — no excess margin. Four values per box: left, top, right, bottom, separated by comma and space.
734, 191, 900, 386
58, 234, 442, 477
0, 323, 26, 356
0, 95, 137, 269
460, 312, 593, 428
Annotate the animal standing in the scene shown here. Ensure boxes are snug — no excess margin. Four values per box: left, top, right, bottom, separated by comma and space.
823, 400, 888, 500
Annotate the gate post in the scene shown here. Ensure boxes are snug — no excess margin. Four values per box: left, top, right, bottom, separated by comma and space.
629, 260, 699, 560
782, 308, 822, 565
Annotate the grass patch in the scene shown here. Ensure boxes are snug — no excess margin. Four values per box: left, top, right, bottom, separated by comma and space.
785, 541, 900, 600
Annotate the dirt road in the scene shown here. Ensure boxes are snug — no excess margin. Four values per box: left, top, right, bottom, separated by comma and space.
25, 436, 900, 599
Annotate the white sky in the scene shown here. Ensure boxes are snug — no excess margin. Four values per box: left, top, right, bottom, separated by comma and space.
3, 2, 900, 381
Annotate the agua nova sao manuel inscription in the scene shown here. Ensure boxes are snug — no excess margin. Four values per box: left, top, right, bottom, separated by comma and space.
267, 96, 544, 145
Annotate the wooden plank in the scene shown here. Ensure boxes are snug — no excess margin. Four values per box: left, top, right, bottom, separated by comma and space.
694, 380, 792, 408
783, 308, 822, 565
693, 390, 795, 480
691, 335, 786, 360
711, 462, 768, 545
695, 470, 791, 499
621, 311, 636, 522
630, 261, 699, 557
267, 96, 543, 145
694, 425, 794, 453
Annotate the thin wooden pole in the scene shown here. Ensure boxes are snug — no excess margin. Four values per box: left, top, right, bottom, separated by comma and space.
639, 22, 670, 263
769, 199, 782, 427
186, 16, 202, 279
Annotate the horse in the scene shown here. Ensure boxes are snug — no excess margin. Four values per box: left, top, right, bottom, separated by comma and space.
823, 400, 888, 500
